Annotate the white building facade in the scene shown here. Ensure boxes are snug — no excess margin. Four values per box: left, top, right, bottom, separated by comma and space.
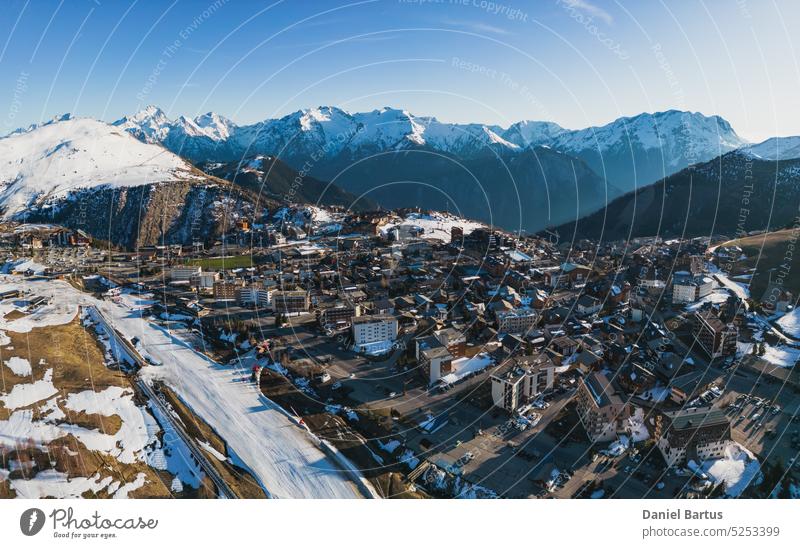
352, 315, 398, 346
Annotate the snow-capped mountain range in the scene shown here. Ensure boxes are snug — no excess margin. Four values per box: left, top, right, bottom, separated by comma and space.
546, 110, 750, 191
111, 105, 750, 174
3, 106, 798, 241
738, 136, 800, 161
552, 110, 745, 161
113, 105, 526, 164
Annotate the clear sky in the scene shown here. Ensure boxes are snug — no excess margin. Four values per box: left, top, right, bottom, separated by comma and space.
1, 0, 799, 142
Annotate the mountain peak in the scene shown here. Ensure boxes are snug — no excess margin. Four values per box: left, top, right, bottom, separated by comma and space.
7, 112, 73, 137
112, 106, 171, 143
556, 109, 746, 153
119, 105, 169, 125
739, 135, 800, 161
189, 112, 234, 141
195, 111, 231, 126
0, 117, 196, 218
502, 120, 567, 147
137, 104, 166, 118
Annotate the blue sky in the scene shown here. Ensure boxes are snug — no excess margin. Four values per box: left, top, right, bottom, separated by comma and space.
1, 0, 799, 141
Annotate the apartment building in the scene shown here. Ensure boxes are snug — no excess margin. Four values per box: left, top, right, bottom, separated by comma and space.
490, 355, 557, 413
544, 262, 592, 288
420, 345, 453, 386
191, 272, 219, 293
672, 273, 713, 303
237, 284, 273, 308
576, 294, 602, 316
318, 303, 360, 329
352, 314, 398, 344
213, 280, 243, 301
272, 290, 310, 314
693, 311, 738, 358
654, 408, 731, 467
170, 266, 202, 282
432, 327, 467, 358
674, 254, 705, 276
496, 308, 538, 335
575, 371, 629, 442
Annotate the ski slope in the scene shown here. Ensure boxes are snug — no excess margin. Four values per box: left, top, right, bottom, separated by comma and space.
0, 275, 364, 499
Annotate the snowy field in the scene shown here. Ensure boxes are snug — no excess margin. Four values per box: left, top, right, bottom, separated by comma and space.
113, 289, 158, 311
4, 356, 31, 376
700, 443, 762, 497
0, 468, 145, 499
129, 319, 362, 498
0, 375, 202, 497
0, 284, 207, 498
761, 345, 800, 368
380, 212, 485, 242
1, 258, 48, 275
713, 272, 750, 304
777, 308, 800, 338
738, 340, 800, 368
0, 274, 362, 498
0, 279, 88, 333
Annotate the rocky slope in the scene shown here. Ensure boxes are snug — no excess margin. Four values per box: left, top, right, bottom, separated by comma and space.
1, 116, 375, 248
199, 155, 376, 212
25, 179, 260, 249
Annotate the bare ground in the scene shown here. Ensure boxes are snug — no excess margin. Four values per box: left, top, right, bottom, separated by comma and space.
0, 317, 191, 498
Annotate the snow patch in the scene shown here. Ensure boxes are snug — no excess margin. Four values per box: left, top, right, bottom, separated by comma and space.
4, 356, 32, 376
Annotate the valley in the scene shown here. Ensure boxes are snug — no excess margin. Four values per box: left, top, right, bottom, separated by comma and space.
2, 107, 789, 246
3, 0, 800, 544
1, 103, 799, 504
111, 106, 749, 235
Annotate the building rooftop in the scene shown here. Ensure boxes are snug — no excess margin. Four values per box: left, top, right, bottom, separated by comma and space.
584, 371, 623, 408
694, 310, 727, 332
353, 314, 396, 324
664, 408, 729, 431
421, 345, 453, 360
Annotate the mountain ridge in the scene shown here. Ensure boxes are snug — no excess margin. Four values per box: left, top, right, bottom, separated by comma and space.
0, 116, 375, 248
109, 105, 753, 231
549, 149, 800, 242
110, 105, 748, 175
